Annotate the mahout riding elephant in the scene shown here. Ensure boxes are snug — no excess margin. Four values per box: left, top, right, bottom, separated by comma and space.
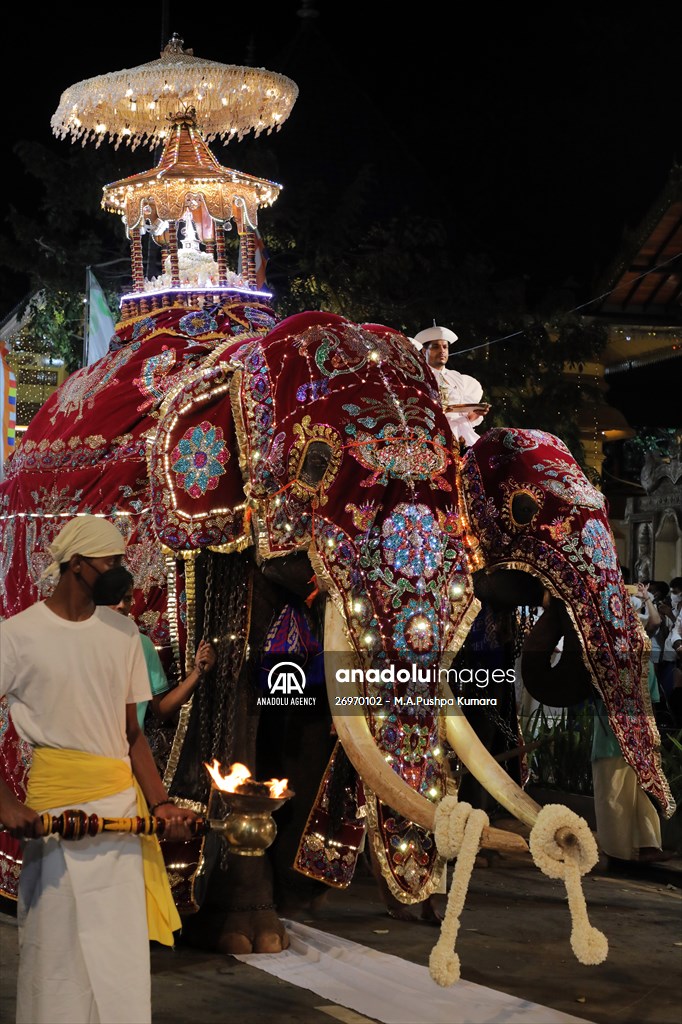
0, 302, 672, 952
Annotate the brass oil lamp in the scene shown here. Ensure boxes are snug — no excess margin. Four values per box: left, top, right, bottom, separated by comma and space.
204, 760, 293, 857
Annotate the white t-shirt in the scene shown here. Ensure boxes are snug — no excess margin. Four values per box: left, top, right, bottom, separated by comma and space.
670, 610, 682, 651
1, 602, 151, 759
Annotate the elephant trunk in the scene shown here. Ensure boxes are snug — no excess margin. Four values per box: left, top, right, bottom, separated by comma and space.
520, 599, 593, 707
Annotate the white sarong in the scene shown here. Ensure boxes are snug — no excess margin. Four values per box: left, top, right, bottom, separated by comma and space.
592, 756, 661, 860
17, 788, 151, 1024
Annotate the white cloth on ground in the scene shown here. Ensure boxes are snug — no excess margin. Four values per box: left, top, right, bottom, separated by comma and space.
236, 919, 593, 1024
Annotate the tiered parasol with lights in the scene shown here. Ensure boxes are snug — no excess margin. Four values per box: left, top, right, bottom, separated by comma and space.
52, 34, 298, 318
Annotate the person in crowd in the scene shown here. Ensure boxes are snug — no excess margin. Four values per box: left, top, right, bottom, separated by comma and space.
94, 565, 216, 727
631, 582, 661, 636
660, 577, 682, 622
591, 660, 673, 865
591, 585, 673, 867
633, 523, 653, 584
414, 324, 490, 447
648, 581, 677, 696
668, 607, 682, 726
0, 515, 195, 1024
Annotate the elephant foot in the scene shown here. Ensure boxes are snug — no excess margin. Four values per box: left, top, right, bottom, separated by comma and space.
385, 893, 441, 925
368, 839, 441, 924
276, 891, 330, 920
181, 852, 290, 954
180, 904, 289, 954
216, 907, 290, 954
474, 849, 504, 869
274, 873, 332, 919
419, 896, 443, 925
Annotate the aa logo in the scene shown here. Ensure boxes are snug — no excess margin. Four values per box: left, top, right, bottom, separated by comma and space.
267, 661, 306, 695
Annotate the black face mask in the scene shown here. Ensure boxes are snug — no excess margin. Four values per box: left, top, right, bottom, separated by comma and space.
91, 564, 134, 606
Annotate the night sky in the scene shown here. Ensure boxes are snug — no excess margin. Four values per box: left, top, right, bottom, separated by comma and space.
3, 2, 681, 420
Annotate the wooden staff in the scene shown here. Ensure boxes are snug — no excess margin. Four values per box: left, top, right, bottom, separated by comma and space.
0, 809, 211, 840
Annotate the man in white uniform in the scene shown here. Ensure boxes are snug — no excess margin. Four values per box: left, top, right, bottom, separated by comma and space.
0, 516, 196, 1024
414, 324, 490, 447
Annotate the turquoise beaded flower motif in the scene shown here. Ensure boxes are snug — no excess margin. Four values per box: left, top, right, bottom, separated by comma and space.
171, 421, 228, 499
580, 519, 618, 571
381, 504, 442, 579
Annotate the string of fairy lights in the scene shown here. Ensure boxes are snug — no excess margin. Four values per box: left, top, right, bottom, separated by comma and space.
449, 248, 682, 474
454, 249, 682, 358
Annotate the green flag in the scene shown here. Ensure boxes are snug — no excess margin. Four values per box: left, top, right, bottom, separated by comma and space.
85, 270, 116, 365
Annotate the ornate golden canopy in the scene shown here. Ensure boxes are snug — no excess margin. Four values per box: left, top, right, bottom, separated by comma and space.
51, 34, 298, 150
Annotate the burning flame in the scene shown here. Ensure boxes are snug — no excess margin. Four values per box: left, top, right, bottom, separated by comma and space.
205, 760, 251, 792
204, 759, 288, 797
267, 778, 289, 798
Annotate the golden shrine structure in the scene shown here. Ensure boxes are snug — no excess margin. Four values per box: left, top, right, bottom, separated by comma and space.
52, 33, 298, 319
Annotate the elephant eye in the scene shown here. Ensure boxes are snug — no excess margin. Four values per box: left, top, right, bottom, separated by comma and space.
299, 440, 332, 487
288, 416, 343, 507
510, 490, 540, 527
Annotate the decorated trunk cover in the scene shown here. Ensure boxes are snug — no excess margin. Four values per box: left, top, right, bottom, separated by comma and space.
461, 427, 673, 817
0, 300, 276, 900
232, 311, 482, 901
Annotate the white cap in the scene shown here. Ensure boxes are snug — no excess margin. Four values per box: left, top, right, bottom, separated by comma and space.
413, 325, 458, 348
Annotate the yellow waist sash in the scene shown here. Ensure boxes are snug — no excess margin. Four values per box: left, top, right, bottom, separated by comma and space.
28, 747, 181, 946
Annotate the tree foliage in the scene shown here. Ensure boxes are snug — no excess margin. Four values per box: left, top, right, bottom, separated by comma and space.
8, 290, 89, 373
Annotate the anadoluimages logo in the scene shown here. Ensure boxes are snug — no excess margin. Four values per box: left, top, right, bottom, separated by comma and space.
257, 661, 317, 707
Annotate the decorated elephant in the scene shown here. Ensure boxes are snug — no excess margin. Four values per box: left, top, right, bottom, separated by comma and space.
0, 302, 672, 954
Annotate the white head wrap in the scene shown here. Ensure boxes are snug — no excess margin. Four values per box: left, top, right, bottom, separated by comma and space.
413, 325, 458, 349
41, 515, 126, 580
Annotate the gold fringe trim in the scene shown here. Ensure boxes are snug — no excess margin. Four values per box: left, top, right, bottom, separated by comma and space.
201, 330, 264, 369
184, 555, 197, 676
445, 595, 481, 659
163, 557, 189, 790
172, 796, 207, 814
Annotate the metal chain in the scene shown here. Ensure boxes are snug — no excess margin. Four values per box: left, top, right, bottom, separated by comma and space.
194, 551, 251, 804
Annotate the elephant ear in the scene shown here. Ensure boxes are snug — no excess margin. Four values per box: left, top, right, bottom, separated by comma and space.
462, 427, 674, 818
149, 361, 251, 555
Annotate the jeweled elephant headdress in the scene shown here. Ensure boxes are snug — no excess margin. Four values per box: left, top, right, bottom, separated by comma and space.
461, 427, 672, 816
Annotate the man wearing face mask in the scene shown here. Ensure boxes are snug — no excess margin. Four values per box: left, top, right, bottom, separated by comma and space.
0, 515, 196, 1024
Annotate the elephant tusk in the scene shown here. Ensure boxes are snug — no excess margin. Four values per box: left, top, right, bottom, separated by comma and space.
324, 601, 530, 855
441, 681, 541, 828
